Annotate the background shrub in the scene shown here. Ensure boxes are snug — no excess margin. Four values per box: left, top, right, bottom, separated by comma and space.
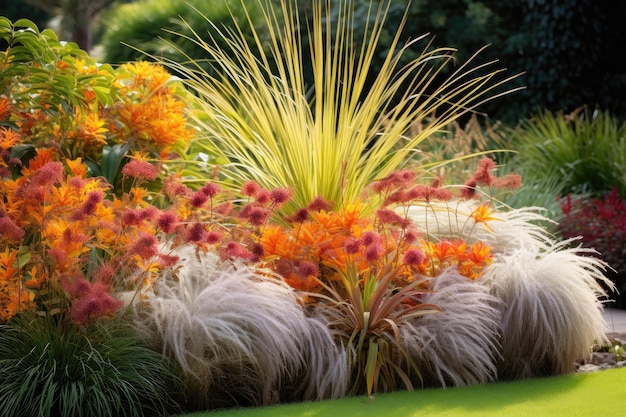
502, 107, 626, 200
293, 0, 626, 123
558, 189, 626, 308
99, 0, 267, 75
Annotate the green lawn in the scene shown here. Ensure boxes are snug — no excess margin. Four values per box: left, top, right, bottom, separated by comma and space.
184, 367, 626, 417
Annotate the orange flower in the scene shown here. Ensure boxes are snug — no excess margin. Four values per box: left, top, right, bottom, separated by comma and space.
0, 282, 32, 322
311, 210, 344, 234
341, 200, 365, 230
0, 126, 20, 149
469, 204, 501, 231
0, 97, 10, 120
0, 248, 18, 280
66, 158, 88, 178
259, 224, 295, 258
76, 110, 108, 145
283, 271, 321, 293
119, 61, 171, 91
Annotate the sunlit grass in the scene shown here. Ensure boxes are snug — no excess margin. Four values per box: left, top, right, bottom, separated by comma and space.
160, 0, 520, 214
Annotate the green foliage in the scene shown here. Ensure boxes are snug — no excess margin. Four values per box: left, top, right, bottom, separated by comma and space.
0, 17, 115, 121
98, 0, 267, 72
506, 108, 626, 199
0, 314, 182, 417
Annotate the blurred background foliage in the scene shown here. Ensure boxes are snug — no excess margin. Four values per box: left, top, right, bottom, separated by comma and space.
3, 0, 626, 125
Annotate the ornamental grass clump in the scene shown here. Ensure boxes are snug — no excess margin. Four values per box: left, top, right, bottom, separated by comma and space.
161, 0, 519, 215
0, 313, 182, 417
130, 247, 348, 410
404, 159, 613, 379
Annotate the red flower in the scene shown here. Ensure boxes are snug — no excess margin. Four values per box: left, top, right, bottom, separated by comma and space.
121, 159, 159, 180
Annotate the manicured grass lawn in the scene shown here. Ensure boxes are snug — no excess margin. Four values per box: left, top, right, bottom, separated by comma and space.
183, 367, 626, 417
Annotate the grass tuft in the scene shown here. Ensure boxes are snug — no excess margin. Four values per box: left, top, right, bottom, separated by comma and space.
401, 269, 502, 388
159, 0, 519, 215
0, 314, 182, 417
131, 246, 348, 410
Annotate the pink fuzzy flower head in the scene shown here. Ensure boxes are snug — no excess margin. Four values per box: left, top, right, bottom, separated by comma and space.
222, 241, 252, 260
186, 222, 206, 243
68, 176, 87, 190
139, 206, 158, 221
289, 208, 309, 223
93, 264, 116, 285
128, 232, 159, 260
471, 157, 496, 186
157, 252, 180, 268
361, 230, 382, 247
19, 162, 63, 201
403, 248, 426, 267
121, 159, 159, 181
307, 195, 333, 212
254, 188, 271, 205
0, 216, 25, 241
199, 182, 221, 198
364, 243, 383, 262
494, 174, 522, 190
69, 281, 123, 325
460, 180, 477, 199
189, 191, 209, 208
433, 188, 453, 201
121, 209, 139, 226
214, 201, 233, 216
246, 206, 270, 226
30, 161, 64, 189
241, 180, 260, 197
156, 211, 177, 233
376, 208, 405, 226
163, 176, 191, 198
403, 228, 420, 243
62, 275, 92, 298
297, 260, 319, 277
72, 190, 104, 220
249, 242, 265, 261
384, 189, 408, 206
343, 237, 361, 255
47, 247, 67, 266
270, 187, 292, 205
204, 230, 222, 245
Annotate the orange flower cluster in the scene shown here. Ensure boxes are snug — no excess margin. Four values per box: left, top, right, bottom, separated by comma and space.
0, 46, 196, 324
257, 199, 495, 294
109, 62, 195, 154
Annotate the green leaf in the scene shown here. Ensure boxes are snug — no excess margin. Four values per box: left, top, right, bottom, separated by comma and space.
13, 19, 40, 33
365, 339, 379, 397
101, 143, 131, 186
17, 247, 32, 268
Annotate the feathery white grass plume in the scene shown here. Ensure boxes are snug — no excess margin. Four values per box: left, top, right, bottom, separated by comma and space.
405, 199, 554, 252
131, 246, 347, 409
482, 239, 613, 379
401, 269, 502, 387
